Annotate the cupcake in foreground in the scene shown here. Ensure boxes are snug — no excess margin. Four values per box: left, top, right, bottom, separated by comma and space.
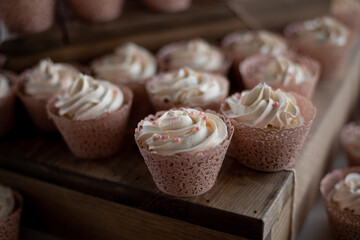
141, 0, 191, 12
331, 0, 360, 30
92, 43, 157, 122
240, 53, 321, 99
157, 38, 231, 75
341, 122, 360, 166
47, 74, 133, 159
18, 59, 79, 132
146, 67, 229, 111
134, 108, 234, 197
0, 185, 23, 240
320, 167, 360, 239
284, 16, 353, 81
0, 73, 17, 137
221, 83, 316, 171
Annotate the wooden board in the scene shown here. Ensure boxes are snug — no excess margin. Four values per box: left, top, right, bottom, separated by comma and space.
0, 40, 359, 240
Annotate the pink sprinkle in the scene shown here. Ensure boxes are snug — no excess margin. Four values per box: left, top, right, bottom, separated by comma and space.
175, 117, 180, 121
210, 77, 215, 82
195, 126, 200, 132
200, 112, 204, 116
202, 116, 208, 121
163, 135, 170, 140
152, 121, 157, 126
170, 119, 175, 123
272, 101, 279, 108
154, 135, 162, 141
175, 137, 181, 143
190, 111, 195, 115
113, 90, 118, 95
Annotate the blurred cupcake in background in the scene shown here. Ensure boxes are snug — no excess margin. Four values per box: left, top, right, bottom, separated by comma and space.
284, 16, 354, 81
240, 53, 320, 99
92, 42, 157, 122
18, 59, 80, 132
146, 67, 229, 111
341, 122, 360, 166
141, 0, 192, 13
320, 167, 360, 239
157, 38, 231, 75
0, 185, 23, 240
331, 0, 360, 30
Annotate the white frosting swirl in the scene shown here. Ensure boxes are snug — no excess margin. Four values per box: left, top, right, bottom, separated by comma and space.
225, 30, 288, 57
223, 83, 302, 129
0, 74, 10, 98
93, 43, 157, 83
25, 59, 79, 98
55, 74, 124, 121
295, 16, 349, 46
137, 108, 228, 155
0, 186, 15, 220
166, 39, 224, 71
149, 68, 228, 106
332, 172, 360, 214
261, 56, 312, 86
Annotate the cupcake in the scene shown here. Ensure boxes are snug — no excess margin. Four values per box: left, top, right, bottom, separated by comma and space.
331, 0, 360, 30
0, 72, 17, 137
157, 38, 231, 75
67, 0, 124, 23
341, 122, 360, 166
221, 83, 316, 172
18, 59, 79, 132
320, 167, 360, 239
240, 53, 321, 99
141, 0, 191, 13
92, 43, 157, 122
284, 16, 353, 81
47, 74, 133, 159
0, 185, 23, 240
146, 67, 229, 111
0, 0, 55, 34
134, 107, 234, 197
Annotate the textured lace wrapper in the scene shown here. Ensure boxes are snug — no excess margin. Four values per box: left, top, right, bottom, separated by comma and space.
48, 84, 133, 159
17, 79, 57, 133
240, 53, 321, 99
284, 23, 355, 82
222, 92, 316, 172
157, 42, 231, 76
0, 190, 23, 240
134, 108, 234, 197
146, 73, 229, 112
320, 167, 360, 239
0, 71, 19, 138
141, 0, 191, 13
68, 0, 124, 22
340, 123, 360, 166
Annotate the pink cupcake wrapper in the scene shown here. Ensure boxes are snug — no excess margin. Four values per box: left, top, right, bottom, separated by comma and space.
156, 41, 231, 76
47, 84, 133, 159
67, 0, 124, 23
284, 20, 355, 82
340, 122, 360, 166
0, 190, 23, 240
240, 53, 321, 99
146, 71, 230, 112
0, 0, 55, 34
134, 107, 234, 197
320, 167, 360, 239
141, 0, 192, 13
221, 92, 316, 172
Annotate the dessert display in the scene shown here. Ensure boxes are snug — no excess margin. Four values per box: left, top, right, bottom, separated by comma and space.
341, 122, 360, 166
141, 0, 192, 12
146, 67, 229, 111
0, 72, 18, 138
0, 185, 23, 240
157, 38, 231, 75
134, 107, 234, 196
92, 42, 157, 122
320, 167, 360, 239
221, 83, 316, 171
240, 53, 320, 99
284, 16, 353, 81
331, 0, 360, 30
18, 59, 80, 132
47, 74, 133, 159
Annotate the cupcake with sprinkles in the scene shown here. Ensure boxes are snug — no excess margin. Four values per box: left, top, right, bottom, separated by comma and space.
221, 83, 316, 171
135, 107, 234, 197
47, 74, 133, 159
